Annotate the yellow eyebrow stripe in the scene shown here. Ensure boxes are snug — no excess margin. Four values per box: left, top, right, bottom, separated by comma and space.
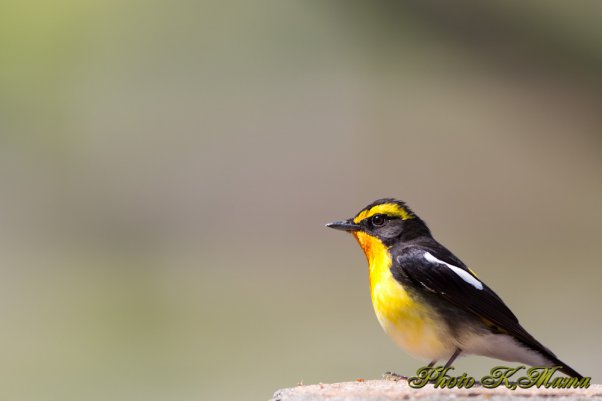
353, 203, 414, 223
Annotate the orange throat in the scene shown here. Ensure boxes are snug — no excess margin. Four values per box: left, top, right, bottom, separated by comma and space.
353, 231, 390, 292
353, 232, 379, 264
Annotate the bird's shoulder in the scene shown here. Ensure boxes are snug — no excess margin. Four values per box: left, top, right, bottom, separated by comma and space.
389, 239, 470, 274
389, 239, 520, 325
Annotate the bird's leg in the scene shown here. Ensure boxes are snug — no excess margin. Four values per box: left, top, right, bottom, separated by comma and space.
420, 350, 462, 385
443, 348, 462, 369
427, 360, 436, 368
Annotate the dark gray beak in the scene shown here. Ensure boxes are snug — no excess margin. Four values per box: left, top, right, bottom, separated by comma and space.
326, 219, 360, 232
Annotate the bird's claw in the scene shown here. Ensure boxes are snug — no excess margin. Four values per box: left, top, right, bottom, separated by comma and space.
382, 371, 408, 381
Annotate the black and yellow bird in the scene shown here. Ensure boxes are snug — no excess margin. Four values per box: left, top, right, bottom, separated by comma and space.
327, 198, 582, 378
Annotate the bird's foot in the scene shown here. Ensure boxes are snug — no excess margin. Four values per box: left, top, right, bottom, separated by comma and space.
382, 371, 408, 381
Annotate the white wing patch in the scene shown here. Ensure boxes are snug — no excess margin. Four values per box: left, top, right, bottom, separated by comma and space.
424, 252, 483, 290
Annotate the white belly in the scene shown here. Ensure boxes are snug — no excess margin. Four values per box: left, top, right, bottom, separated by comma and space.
461, 333, 550, 366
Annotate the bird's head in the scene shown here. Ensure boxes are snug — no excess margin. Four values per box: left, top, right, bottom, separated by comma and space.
327, 198, 430, 260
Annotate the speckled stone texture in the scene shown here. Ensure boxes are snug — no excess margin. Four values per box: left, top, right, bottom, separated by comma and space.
270, 380, 602, 401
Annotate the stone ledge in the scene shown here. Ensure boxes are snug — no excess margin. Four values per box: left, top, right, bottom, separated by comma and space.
270, 380, 602, 401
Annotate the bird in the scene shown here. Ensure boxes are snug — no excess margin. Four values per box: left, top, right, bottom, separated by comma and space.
326, 198, 582, 378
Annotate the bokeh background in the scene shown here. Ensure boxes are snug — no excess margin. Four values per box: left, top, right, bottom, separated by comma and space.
1, 1, 601, 400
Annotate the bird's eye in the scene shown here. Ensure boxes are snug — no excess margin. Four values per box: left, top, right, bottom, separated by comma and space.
371, 214, 386, 226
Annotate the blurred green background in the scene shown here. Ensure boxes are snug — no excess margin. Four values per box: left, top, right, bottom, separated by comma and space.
1, 1, 601, 400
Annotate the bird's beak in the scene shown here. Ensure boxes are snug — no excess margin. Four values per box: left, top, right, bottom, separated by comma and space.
326, 219, 360, 232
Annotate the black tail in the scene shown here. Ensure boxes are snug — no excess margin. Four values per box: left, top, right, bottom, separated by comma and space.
511, 326, 583, 379
528, 339, 584, 378
547, 355, 584, 379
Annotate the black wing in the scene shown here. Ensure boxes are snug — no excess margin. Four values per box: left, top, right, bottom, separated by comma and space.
392, 246, 555, 358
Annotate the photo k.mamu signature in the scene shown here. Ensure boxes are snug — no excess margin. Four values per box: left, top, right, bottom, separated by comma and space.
409, 366, 591, 389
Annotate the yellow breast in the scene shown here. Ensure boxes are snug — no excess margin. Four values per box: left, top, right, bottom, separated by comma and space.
353, 232, 451, 361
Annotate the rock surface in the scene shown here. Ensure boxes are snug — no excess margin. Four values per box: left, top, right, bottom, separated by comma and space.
270, 380, 602, 401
